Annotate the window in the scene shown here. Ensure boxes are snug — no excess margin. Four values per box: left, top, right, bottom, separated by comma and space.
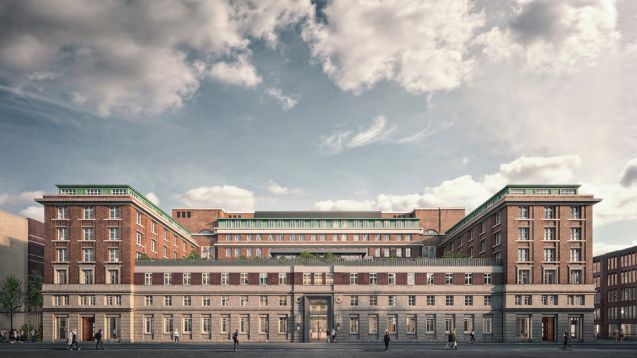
144, 273, 152, 285
163, 316, 173, 333
83, 206, 95, 219
517, 269, 531, 284
388, 295, 397, 306
426, 295, 435, 306
202, 273, 210, 285
388, 273, 396, 285
203, 296, 210, 306
81, 269, 94, 284
369, 273, 377, 285
240, 273, 248, 285
221, 296, 229, 306
56, 248, 68, 262
541, 295, 558, 305
445, 316, 455, 334
54, 295, 69, 306
465, 295, 474, 306
518, 206, 529, 219
221, 273, 229, 285
151, 221, 157, 234
369, 296, 378, 306
543, 248, 556, 262
571, 206, 582, 219
544, 206, 555, 219
405, 248, 411, 257
278, 296, 287, 306
109, 206, 121, 219
406, 315, 416, 334
536, 189, 550, 195
350, 273, 359, 285
325, 273, 334, 285
259, 316, 268, 334
202, 316, 211, 334
260, 273, 268, 285
427, 273, 434, 285
259, 296, 268, 306
494, 232, 501, 246
108, 227, 120, 240
183, 296, 191, 306
136, 211, 143, 225
570, 269, 583, 284
465, 273, 473, 285
56, 227, 69, 240
445, 273, 453, 285
543, 269, 558, 284
463, 315, 474, 334
407, 273, 415, 285
82, 227, 94, 241
570, 227, 582, 240
515, 295, 532, 305
278, 273, 286, 285
107, 269, 120, 284
183, 316, 192, 334
240, 296, 248, 306
484, 273, 492, 284
136, 232, 143, 246
408, 295, 416, 306
55, 269, 68, 284
369, 315, 378, 334
567, 295, 585, 305
445, 295, 454, 306
86, 189, 101, 195
151, 240, 156, 252
80, 295, 96, 306
105, 295, 121, 306
483, 316, 493, 334
518, 248, 529, 262
164, 273, 172, 285
349, 315, 359, 334
220, 316, 230, 334
570, 248, 582, 262
314, 273, 322, 285
518, 227, 529, 241
387, 315, 397, 334
426, 317, 435, 334
544, 227, 556, 241
495, 212, 501, 225
183, 273, 191, 285
57, 206, 69, 219
484, 296, 492, 306
304, 273, 312, 285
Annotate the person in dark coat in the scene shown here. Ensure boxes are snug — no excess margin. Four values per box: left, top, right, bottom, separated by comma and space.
563, 330, 573, 350
383, 330, 391, 351
232, 330, 239, 352
94, 329, 104, 350
470, 329, 476, 343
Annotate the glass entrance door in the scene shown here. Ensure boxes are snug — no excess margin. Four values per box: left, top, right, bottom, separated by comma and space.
310, 316, 327, 341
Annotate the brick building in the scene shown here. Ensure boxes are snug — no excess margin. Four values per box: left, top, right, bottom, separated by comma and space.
593, 245, 637, 338
35, 184, 601, 343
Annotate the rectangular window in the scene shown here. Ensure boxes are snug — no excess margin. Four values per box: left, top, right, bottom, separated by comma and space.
369, 273, 377, 285
108, 227, 120, 240
259, 296, 268, 306
570, 248, 582, 262
425, 317, 435, 334
240, 273, 248, 285
202, 273, 210, 285
259, 273, 268, 285
81, 269, 94, 284
518, 206, 529, 219
484, 296, 492, 306
80, 295, 96, 306
544, 227, 556, 241
388, 273, 396, 285
202, 316, 211, 334
259, 316, 268, 334
369, 315, 378, 334
325, 273, 334, 285
543, 269, 558, 284
278, 296, 287, 306
136, 211, 143, 225
164, 317, 173, 333
484, 273, 492, 284
86, 189, 101, 195
445, 295, 454, 306
183, 273, 191, 285
369, 296, 377, 306
82, 227, 94, 241
53, 295, 69, 306
183, 296, 191, 306
221, 273, 229, 285
136, 232, 143, 246
483, 316, 493, 334
56, 248, 68, 262
240, 296, 248, 306
202, 296, 211, 306
144, 273, 152, 285
407, 273, 415, 285
221, 296, 229, 306
445, 273, 453, 285
544, 206, 555, 219
57, 206, 69, 219
109, 206, 121, 219
314, 273, 322, 285
518, 248, 529, 262
570, 269, 583, 284
465, 273, 473, 285
517, 269, 531, 284
388, 295, 396, 306
164, 273, 172, 285
349, 315, 359, 334
426, 295, 435, 306
350, 273, 359, 285
183, 316, 192, 333
57, 227, 69, 240
304, 273, 312, 285
220, 316, 230, 334
278, 273, 286, 285
465, 295, 474, 306
570, 227, 582, 240
571, 206, 582, 219
494, 232, 501, 246
105, 295, 121, 306
518, 227, 529, 240
427, 273, 434, 285
55, 269, 68, 284
544, 248, 556, 262
83, 206, 95, 219
406, 315, 416, 334
387, 315, 397, 334
408, 295, 416, 306
107, 269, 120, 284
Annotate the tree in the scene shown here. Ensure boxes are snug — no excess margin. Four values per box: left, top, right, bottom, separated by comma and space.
186, 249, 200, 259
0, 275, 24, 331
26, 271, 43, 312
299, 251, 316, 259
138, 253, 151, 260
442, 251, 470, 259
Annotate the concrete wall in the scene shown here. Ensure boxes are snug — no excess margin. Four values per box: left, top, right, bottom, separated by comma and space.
0, 210, 29, 285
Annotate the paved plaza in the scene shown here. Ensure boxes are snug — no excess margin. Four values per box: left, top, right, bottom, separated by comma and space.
0, 342, 636, 358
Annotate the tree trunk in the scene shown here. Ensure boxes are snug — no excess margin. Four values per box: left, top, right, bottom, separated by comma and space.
10, 313, 13, 332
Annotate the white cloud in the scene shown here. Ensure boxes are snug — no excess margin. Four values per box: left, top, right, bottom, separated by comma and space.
209, 55, 262, 88
302, 0, 484, 94
176, 185, 255, 211
312, 154, 582, 212
265, 87, 298, 111
19, 205, 44, 222
477, 0, 621, 74
0, 0, 312, 116
266, 181, 289, 195
0, 190, 44, 206
145, 192, 160, 206
620, 158, 637, 187
593, 240, 637, 257
320, 116, 395, 154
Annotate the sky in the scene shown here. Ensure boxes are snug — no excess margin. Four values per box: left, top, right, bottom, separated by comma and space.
0, 0, 636, 255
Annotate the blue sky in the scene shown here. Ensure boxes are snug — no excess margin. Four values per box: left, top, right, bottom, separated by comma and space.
1, 0, 636, 255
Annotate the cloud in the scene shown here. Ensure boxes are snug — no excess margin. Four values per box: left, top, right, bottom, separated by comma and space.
477, 0, 621, 74
0, 0, 312, 116
265, 87, 298, 111
265, 180, 302, 196
312, 154, 582, 212
620, 158, 637, 187
320, 116, 395, 154
145, 192, 160, 206
209, 55, 262, 88
19, 205, 44, 222
593, 240, 637, 257
302, 0, 484, 94
0, 190, 44, 206
176, 185, 255, 211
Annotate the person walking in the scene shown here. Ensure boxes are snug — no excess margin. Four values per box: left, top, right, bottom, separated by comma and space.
94, 329, 104, 350
452, 329, 458, 350
70, 329, 79, 351
232, 330, 239, 352
445, 330, 453, 349
383, 329, 391, 351
173, 329, 180, 343
470, 329, 476, 344
562, 330, 573, 350
618, 328, 624, 343
331, 327, 336, 343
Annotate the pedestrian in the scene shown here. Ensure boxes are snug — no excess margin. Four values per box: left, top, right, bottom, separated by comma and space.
232, 329, 239, 352
383, 329, 391, 351
31, 328, 36, 342
470, 329, 476, 344
70, 328, 79, 350
0, 329, 4, 343
452, 329, 458, 350
614, 328, 619, 342
445, 330, 453, 349
326, 329, 330, 343
19, 329, 24, 343
619, 328, 624, 343
95, 329, 104, 350
562, 330, 572, 350
331, 327, 336, 343
173, 329, 180, 343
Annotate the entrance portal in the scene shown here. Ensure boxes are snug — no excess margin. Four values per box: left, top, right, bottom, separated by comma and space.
306, 297, 331, 342
81, 317, 95, 341
542, 317, 556, 341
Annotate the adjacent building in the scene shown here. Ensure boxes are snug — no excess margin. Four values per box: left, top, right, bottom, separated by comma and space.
594, 245, 637, 338
35, 184, 600, 343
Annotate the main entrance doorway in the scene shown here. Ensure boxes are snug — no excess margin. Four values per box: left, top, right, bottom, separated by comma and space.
306, 297, 331, 342
541, 316, 556, 341
81, 317, 95, 341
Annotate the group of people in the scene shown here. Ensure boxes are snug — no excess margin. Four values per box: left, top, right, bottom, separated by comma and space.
614, 328, 625, 343
0, 328, 38, 343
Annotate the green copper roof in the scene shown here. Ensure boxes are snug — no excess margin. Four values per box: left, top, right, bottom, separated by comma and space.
444, 184, 581, 237
55, 184, 192, 239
